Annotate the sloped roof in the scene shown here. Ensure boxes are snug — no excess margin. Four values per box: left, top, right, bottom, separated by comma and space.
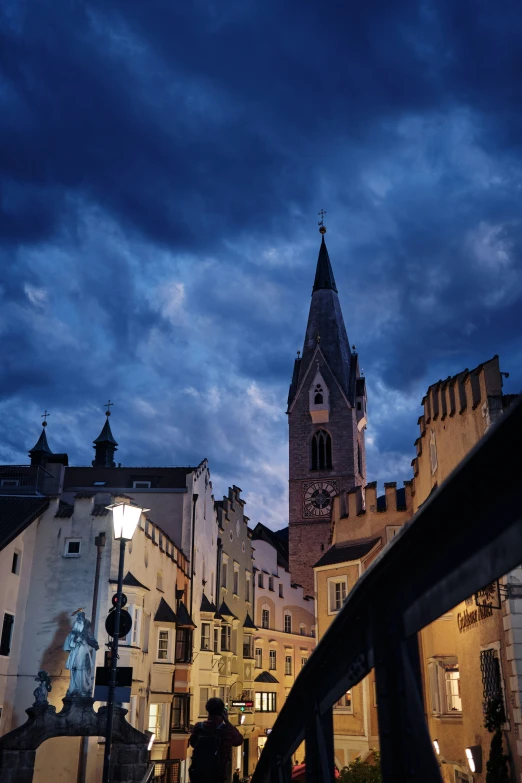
28, 427, 52, 456
255, 671, 279, 683
93, 416, 118, 446
200, 594, 217, 613
243, 613, 257, 630
0, 497, 50, 551
154, 597, 178, 624
218, 600, 237, 619
109, 571, 150, 591
313, 236, 338, 293
314, 538, 381, 568
176, 600, 196, 628
251, 522, 289, 570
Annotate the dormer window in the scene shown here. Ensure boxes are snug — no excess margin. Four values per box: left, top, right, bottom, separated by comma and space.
309, 369, 330, 423
133, 480, 151, 489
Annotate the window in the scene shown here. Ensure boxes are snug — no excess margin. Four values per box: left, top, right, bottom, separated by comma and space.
64, 539, 81, 558
285, 656, 292, 675
142, 612, 151, 653
175, 629, 192, 662
213, 627, 219, 653
258, 572, 264, 588
201, 623, 211, 651
133, 480, 151, 489
314, 385, 323, 405
480, 647, 506, 717
299, 624, 306, 636
269, 650, 277, 670
148, 703, 169, 742
279, 584, 283, 598
311, 626, 316, 638
157, 630, 169, 660
172, 694, 190, 732
261, 608, 270, 629
335, 691, 353, 712
156, 571, 163, 591
221, 558, 228, 589
255, 692, 277, 712
92, 481, 107, 486
131, 606, 141, 647
12, 550, 21, 575
245, 574, 251, 603
430, 429, 438, 475
284, 613, 292, 634
199, 687, 209, 717
233, 565, 239, 595
428, 658, 462, 715
301, 657, 308, 669
268, 576, 274, 591
311, 429, 332, 470
255, 648, 262, 668
243, 636, 254, 658
0, 613, 15, 657
328, 578, 347, 613
221, 624, 231, 652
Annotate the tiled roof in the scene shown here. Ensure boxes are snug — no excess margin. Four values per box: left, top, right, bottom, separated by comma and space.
154, 598, 178, 624
0, 497, 50, 551
314, 538, 381, 568
64, 466, 194, 490
109, 571, 150, 591
254, 671, 279, 683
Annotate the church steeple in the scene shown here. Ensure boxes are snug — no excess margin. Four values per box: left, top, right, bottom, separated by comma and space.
92, 403, 118, 468
29, 417, 53, 467
313, 235, 338, 293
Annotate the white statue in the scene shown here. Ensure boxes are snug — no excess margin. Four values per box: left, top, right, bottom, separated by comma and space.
63, 609, 99, 698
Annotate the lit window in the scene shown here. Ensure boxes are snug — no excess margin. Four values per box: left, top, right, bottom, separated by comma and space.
148, 703, 168, 741
428, 657, 462, 715
285, 656, 292, 675
261, 608, 270, 629
64, 539, 81, 558
243, 636, 254, 658
334, 691, 352, 712
254, 692, 276, 712
221, 624, 231, 652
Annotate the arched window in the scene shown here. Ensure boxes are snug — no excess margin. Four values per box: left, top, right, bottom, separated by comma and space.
311, 430, 332, 470
314, 385, 323, 405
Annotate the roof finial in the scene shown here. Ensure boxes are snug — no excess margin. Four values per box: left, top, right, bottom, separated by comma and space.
297, 350, 301, 359
41, 410, 50, 428
318, 209, 327, 235
104, 399, 114, 417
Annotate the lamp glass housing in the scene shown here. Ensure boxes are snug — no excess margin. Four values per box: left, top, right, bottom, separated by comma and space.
433, 740, 440, 755
465, 747, 475, 773
106, 502, 148, 541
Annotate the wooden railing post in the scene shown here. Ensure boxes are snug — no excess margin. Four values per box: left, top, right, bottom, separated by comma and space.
373, 600, 442, 783
305, 704, 334, 783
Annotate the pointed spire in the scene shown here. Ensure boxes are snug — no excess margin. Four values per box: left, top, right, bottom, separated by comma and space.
313, 235, 337, 293
29, 421, 52, 466
92, 404, 118, 468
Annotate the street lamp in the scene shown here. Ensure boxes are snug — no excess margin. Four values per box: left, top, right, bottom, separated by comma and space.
102, 501, 148, 783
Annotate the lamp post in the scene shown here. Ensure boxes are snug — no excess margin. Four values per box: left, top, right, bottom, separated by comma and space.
102, 501, 148, 783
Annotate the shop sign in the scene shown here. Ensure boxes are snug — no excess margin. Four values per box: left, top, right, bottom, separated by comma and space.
231, 700, 254, 708
457, 603, 493, 632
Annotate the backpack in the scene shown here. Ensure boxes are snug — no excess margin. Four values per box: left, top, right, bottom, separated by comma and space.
189, 722, 225, 783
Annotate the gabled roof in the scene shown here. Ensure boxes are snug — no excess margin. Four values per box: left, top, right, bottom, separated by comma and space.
314, 538, 381, 568
154, 598, 178, 624
200, 594, 217, 613
255, 671, 279, 683
243, 613, 257, 630
176, 600, 196, 628
109, 571, 150, 591
218, 600, 237, 619
0, 497, 50, 551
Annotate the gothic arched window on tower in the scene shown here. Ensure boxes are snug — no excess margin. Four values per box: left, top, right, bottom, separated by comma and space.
314, 385, 323, 405
311, 429, 332, 470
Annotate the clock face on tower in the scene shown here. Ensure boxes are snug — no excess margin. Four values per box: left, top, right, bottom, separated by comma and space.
302, 479, 339, 518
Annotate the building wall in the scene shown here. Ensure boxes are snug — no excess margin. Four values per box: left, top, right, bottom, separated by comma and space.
253, 538, 315, 764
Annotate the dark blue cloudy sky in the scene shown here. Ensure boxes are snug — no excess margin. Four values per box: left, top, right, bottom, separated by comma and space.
1, 0, 521, 528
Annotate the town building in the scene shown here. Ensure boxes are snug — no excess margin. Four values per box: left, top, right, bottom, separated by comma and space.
0, 413, 216, 782
287, 225, 367, 595
251, 523, 316, 764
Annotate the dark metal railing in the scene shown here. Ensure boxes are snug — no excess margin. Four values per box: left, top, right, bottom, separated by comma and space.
252, 396, 522, 783
0, 464, 59, 495
140, 759, 181, 783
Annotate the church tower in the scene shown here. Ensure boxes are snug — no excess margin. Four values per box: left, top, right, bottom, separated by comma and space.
288, 221, 367, 595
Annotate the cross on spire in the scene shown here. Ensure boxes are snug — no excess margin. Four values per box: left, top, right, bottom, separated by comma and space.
104, 399, 114, 417
41, 410, 50, 427
318, 209, 327, 235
